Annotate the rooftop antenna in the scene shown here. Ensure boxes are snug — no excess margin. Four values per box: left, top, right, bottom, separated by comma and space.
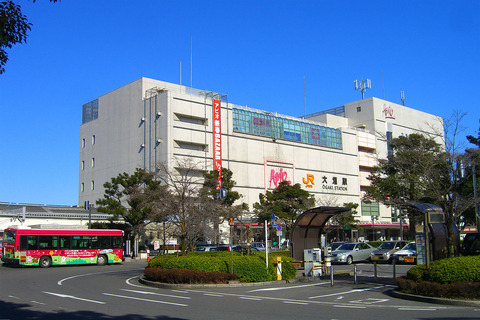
354, 79, 371, 99
303, 75, 306, 117
382, 71, 385, 99
400, 90, 405, 106
190, 37, 193, 88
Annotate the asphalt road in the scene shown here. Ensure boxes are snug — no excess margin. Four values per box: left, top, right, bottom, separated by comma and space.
0, 260, 479, 320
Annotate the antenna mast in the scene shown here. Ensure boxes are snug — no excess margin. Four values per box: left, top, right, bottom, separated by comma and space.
354, 79, 371, 99
400, 90, 405, 106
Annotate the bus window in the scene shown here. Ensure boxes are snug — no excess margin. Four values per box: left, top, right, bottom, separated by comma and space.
92, 236, 110, 249
112, 236, 123, 249
4, 230, 15, 243
71, 236, 91, 249
39, 235, 58, 250
20, 235, 38, 250
59, 236, 71, 250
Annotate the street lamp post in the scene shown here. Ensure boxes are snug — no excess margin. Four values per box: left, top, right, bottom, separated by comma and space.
371, 215, 379, 241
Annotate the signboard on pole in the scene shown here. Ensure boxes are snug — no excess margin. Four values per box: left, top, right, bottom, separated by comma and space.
213, 99, 222, 188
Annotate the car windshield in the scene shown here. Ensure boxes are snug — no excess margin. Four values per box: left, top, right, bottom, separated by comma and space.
338, 243, 355, 251
379, 242, 396, 249
404, 243, 416, 250
329, 243, 343, 250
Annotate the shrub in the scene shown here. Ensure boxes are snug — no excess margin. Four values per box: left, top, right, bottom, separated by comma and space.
407, 256, 480, 284
406, 264, 427, 282
147, 251, 297, 283
397, 277, 480, 300
144, 267, 238, 284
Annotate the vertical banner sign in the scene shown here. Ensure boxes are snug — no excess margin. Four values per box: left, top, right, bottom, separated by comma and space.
213, 99, 222, 188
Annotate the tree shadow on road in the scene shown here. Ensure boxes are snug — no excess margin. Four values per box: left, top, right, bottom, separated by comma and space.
0, 299, 186, 320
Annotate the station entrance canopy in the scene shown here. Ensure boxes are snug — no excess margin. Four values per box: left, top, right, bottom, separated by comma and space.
291, 206, 350, 261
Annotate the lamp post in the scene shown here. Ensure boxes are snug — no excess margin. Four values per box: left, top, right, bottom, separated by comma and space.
371, 215, 379, 241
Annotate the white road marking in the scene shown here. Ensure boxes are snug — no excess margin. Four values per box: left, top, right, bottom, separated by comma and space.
398, 307, 438, 311
58, 268, 144, 286
240, 297, 263, 301
350, 298, 389, 305
283, 301, 309, 305
172, 290, 190, 294
308, 285, 386, 299
30, 301, 46, 305
43, 291, 105, 304
103, 293, 188, 307
249, 282, 330, 292
203, 293, 224, 297
7, 295, 20, 299
125, 274, 153, 288
121, 289, 191, 299
334, 304, 367, 309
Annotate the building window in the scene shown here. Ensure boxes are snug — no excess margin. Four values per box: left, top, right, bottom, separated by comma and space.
91, 158, 95, 167
386, 131, 393, 156
92, 135, 96, 145
357, 107, 361, 112
391, 207, 398, 223
232, 108, 342, 149
81, 161, 85, 170
361, 201, 379, 216
82, 99, 99, 124
91, 180, 95, 190
81, 183, 84, 192
82, 139, 85, 148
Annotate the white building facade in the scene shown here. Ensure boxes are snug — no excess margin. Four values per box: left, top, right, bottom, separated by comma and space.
79, 77, 443, 241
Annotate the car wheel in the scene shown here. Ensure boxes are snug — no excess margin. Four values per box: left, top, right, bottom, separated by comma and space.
346, 256, 353, 265
39, 256, 52, 268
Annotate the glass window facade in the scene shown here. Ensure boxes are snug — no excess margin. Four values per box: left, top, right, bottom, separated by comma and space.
82, 99, 99, 124
232, 108, 342, 149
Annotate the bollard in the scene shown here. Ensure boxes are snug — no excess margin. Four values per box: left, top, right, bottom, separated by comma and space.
374, 261, 377, 279
330, 264, 334, 287
392, 258, 396, 279
273, 256, 282, 281
354, 264, 357, 284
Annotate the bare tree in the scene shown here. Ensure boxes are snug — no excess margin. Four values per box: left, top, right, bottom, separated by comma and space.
154, 158, 217, 253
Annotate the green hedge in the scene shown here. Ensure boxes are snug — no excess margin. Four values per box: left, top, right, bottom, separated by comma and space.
148, 251, 296, 282
407, 256, 480, 284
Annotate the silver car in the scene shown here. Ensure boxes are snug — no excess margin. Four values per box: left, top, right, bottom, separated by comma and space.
393, 242, 416, 264
330, 242, 376, 264
370, 240, 409, 263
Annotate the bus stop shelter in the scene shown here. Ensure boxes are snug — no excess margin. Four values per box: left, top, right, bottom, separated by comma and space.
291, 206, 350, 261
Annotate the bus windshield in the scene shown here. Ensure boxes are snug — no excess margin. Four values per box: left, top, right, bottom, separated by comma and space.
4, 230, 16, 243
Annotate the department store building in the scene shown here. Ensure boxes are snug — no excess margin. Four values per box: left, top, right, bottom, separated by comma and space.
79, 77, 443, 242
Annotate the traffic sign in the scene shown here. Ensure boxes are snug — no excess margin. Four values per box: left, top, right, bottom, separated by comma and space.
276, 225, 282, 231
270, 214, 276, 220
272, 222, 278, 228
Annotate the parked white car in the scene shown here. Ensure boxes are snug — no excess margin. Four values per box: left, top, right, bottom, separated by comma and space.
330, 242, 376, 264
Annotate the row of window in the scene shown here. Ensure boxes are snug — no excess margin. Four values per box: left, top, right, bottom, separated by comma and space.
20, 235, 123, 251
81, 135, 96, 148
232, 108, 342, 149
81, 158, 95, 170
80, 181, 94, 192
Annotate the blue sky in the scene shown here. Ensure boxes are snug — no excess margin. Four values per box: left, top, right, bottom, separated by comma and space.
1, 0, 479, 206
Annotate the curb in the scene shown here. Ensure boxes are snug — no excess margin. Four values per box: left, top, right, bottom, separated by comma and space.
138, 271, 480, 306
138, 276, 298, 289
390, 289, 480, 307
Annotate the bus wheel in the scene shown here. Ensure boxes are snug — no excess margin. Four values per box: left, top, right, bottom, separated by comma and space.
97, 255, 108, 266
39, 256, 52, 268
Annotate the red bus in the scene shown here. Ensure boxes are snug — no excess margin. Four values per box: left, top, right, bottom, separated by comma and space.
1, 227, 124, 267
